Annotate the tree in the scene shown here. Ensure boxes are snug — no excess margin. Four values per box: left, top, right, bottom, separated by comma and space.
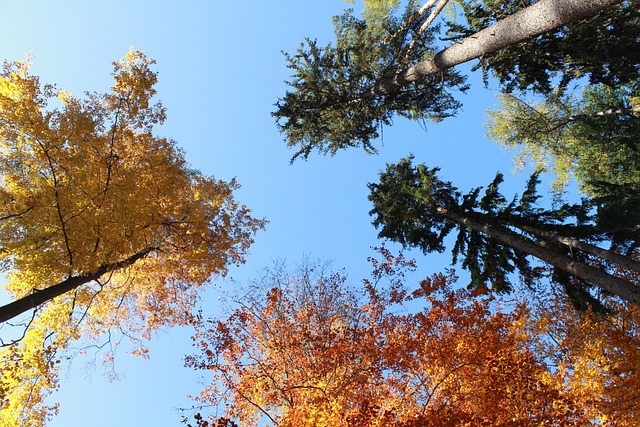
447, 0, 640, 93
186, 257, 364, 427
487, 83, 640, 191
368, 157, 640, 306
274, 1, 468, 161
0, 49, 265, 427
526, 281, 640, 425
187, 249, 640, 426
273, 0, 625, 160
486, 81, 640, 243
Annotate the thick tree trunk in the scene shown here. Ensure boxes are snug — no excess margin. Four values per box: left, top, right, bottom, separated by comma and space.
0, 248, 155, 324
437, 207, 640, 303
515, 223, 640, 274
371, 0, 624, 96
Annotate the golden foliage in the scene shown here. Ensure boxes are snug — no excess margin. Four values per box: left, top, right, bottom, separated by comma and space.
529, 283, 640, 426
0, 49, 265, 426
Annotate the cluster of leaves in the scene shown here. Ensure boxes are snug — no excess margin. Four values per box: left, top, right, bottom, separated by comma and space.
273, 2, 467, 160
0, 50, 265, 426
525, 278, 640, 425
187, 249, 640, 426
344, 0, 400, 20
446, 0, 640, 93
368, 157, 640, 308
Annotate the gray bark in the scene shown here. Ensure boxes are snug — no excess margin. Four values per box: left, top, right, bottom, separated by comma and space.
516, 223, 640, 275
371, 0, 624, 96
437, 207, 640, 303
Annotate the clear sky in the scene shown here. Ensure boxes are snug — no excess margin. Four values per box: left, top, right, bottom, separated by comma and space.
1, 1, 537, 426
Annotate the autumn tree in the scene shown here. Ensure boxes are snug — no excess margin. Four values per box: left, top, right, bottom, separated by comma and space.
273, 0, 626, 160
0, 49, 265, 427
186, 249, 640, 426
368, 157, 640, 307
524, 280, 640, 425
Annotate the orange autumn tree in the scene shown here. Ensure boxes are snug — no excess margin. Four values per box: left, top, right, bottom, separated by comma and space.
0, 49, 265, 427
188, 249, 638, 426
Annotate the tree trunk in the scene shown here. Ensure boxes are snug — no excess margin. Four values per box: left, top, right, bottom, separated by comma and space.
437, 207, 640, 303
371, 0, 624, 96
0, 248, 155, 324
515, 223, 640, 274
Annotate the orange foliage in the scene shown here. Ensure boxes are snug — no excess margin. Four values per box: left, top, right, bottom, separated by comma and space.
188, 249, 640, 426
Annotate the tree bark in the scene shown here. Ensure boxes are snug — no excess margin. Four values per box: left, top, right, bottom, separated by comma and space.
0, 248, 155, 324
515, 223, 640, 274
437, 207, 640, 303
371, 0, 624, 96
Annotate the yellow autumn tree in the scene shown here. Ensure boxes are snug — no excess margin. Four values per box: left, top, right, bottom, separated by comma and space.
529, 278, 640, 426
0, 49, 265, 427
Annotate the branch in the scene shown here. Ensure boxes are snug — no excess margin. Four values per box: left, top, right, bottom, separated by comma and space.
0, 247, 156, 324
517, 223, 640, 274
438, 206, 640, 303
0, 205, 34, 222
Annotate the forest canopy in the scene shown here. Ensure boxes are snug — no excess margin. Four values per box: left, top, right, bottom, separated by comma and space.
2, 1, 639, 426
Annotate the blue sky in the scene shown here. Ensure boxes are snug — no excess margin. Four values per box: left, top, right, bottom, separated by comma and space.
1, 1, 537, 426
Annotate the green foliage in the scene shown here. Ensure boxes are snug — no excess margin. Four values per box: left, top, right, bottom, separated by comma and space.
344, 0, 400, 21
368, 157, 455, 255
486, 81, 640, 250
486, 90, 580, 192
273, 5, 467, 160
573, 83, 640, 191
447, 0, 640, 93
368, 157, 538, 292
368, 157, 635, 309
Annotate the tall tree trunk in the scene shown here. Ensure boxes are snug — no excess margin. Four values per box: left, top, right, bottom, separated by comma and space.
514, 223, 640, 274
371, 0, 624, 96
437, 207, 640, 303
0, 248, 155, 324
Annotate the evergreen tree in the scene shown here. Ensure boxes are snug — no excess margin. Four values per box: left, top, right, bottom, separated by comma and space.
274, 0, 626, 159
274, 2, 468, 161
486, 80, 640, 249
447, 0, 640, 93
368, 157, 640, 307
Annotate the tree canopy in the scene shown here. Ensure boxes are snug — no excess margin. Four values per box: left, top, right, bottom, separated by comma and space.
273, 0, 628, 160
486, 79, 640, 237
274, 2, 467, 160
271, 0, 640, 306
0, 49, 265, 427
187, 250, 640, 426
447, 0, 640, 93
